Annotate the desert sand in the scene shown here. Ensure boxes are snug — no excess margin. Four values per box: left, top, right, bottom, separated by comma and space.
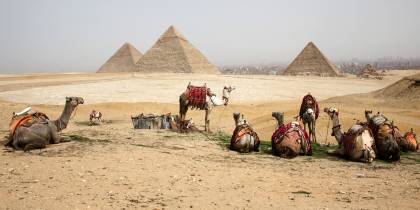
0, 71, 419, 209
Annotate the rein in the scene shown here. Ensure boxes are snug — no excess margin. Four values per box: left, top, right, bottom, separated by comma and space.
70, 106, 78, 120
325, 117, 330, 144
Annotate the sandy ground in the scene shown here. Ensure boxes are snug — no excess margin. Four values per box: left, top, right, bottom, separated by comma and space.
0, 71, 419, 209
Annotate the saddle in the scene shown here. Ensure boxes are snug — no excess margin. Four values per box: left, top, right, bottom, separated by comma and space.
404, 131, 418, 151
271, 122, 311, 155
9, 111, 49, 136
230, 124, 260, 146
368, 115, 402, 144
299, 94, 319, 120
342, 124, 371, 157
186, 85, 213, 110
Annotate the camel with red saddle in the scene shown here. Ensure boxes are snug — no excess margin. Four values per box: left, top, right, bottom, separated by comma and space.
271, 112, 312, 158
324, 107, 376, 163
179, 83, 235, 132
5, 97, 84, 151
299, 93, 319, 144
230, 113, 260, 153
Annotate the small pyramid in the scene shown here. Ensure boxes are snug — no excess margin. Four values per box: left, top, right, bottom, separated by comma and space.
136, 26, 220, 74
283, 42, 341, 77
97, 43, 143, 73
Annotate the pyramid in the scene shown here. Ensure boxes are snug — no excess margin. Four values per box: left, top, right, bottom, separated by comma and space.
136, 26, 220, 74
358, 64, 380, 77
282, 42, 341, 77
97, 42, 143, 73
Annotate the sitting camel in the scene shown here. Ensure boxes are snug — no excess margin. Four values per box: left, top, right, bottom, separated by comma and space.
5, 97, 84, 151
230, 113, 260, 153
299, 93, 319, 143
364, 111, 400, 161
89, 110, 102, 125
179, 83, 235, 132
271, 112, 312, 158
324, 107, 376, 163
402, 129, 418, 152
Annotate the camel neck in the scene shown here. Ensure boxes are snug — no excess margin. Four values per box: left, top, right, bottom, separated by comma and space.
331, 115, 343, 144
54, 102, 75, 132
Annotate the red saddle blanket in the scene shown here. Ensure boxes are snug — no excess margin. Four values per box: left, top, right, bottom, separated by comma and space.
187, 86, 210, 109
271, 122, 311, 154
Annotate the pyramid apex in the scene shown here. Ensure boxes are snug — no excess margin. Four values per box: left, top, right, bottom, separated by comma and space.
160, 25, 186, 41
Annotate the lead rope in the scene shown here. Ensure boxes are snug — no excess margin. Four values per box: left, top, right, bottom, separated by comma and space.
69, 106, 78, 120
324, 117, 330, 145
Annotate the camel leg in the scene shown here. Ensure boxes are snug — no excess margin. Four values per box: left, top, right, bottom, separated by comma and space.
19, 131, 47, 151
205, 109, 212, 132
179, 104, 188, 121
312, 120, 317, 144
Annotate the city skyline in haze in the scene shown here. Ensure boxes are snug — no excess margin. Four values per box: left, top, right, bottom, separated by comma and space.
0, 0, 419, 73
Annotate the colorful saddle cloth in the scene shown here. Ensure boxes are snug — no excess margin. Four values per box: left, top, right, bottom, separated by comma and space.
342, 124, 371, 157
271, 122, 312, 155
187, 86, 211, 109
299, 94, 320, 120
230, 124, 260, 147
9, 112, 49, 136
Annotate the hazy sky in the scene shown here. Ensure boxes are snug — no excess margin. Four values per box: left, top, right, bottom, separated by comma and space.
0, 0, 419, 73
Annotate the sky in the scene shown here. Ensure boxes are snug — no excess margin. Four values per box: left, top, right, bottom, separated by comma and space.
0, 0, 419, 73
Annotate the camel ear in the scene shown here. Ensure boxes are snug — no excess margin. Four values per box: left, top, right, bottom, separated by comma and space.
66, 97, 70, 102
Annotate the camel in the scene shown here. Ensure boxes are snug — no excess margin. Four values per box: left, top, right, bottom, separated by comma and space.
5, 97, 84, 151
89, 110, 102, 125
299, 94, 319, 143
402, 129, 418, 152
230, 113, 260, 153
179, 83, 234, 132
364, 110, 400, 161
324, 107, 376, 163
271, 112, 312, 158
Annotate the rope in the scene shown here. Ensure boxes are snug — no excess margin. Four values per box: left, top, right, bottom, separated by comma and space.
69, 106, 78, 120
324, 117, 330, 144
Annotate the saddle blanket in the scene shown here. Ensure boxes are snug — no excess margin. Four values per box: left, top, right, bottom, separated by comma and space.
188, 86, 210, 108
231, 124, 259, 145
9, 112, 49, 136
271, 122, 311, 154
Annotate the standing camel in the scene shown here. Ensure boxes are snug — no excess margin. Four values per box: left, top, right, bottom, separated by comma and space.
179, 83, 234, 132
324, 107, 376, 163
5, 97, 84, 151
299, 94, 319, 143
230, 113, 260, 153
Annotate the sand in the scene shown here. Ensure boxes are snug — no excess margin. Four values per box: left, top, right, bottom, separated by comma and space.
0, 71, 419, 209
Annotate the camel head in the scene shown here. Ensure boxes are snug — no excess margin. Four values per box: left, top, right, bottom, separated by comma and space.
272, 112, 284, 126
233, 112, 247, 126
65, 96, 84, 107
324, 107, 338, 119
222, 86, 235, 105
233, 112, 241, 126
364, 110, 373, 121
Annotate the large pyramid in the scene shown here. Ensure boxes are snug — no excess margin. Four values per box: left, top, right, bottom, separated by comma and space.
97, 42, 143, 73
282, 42, 341, 77
136, 26, 220, 74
